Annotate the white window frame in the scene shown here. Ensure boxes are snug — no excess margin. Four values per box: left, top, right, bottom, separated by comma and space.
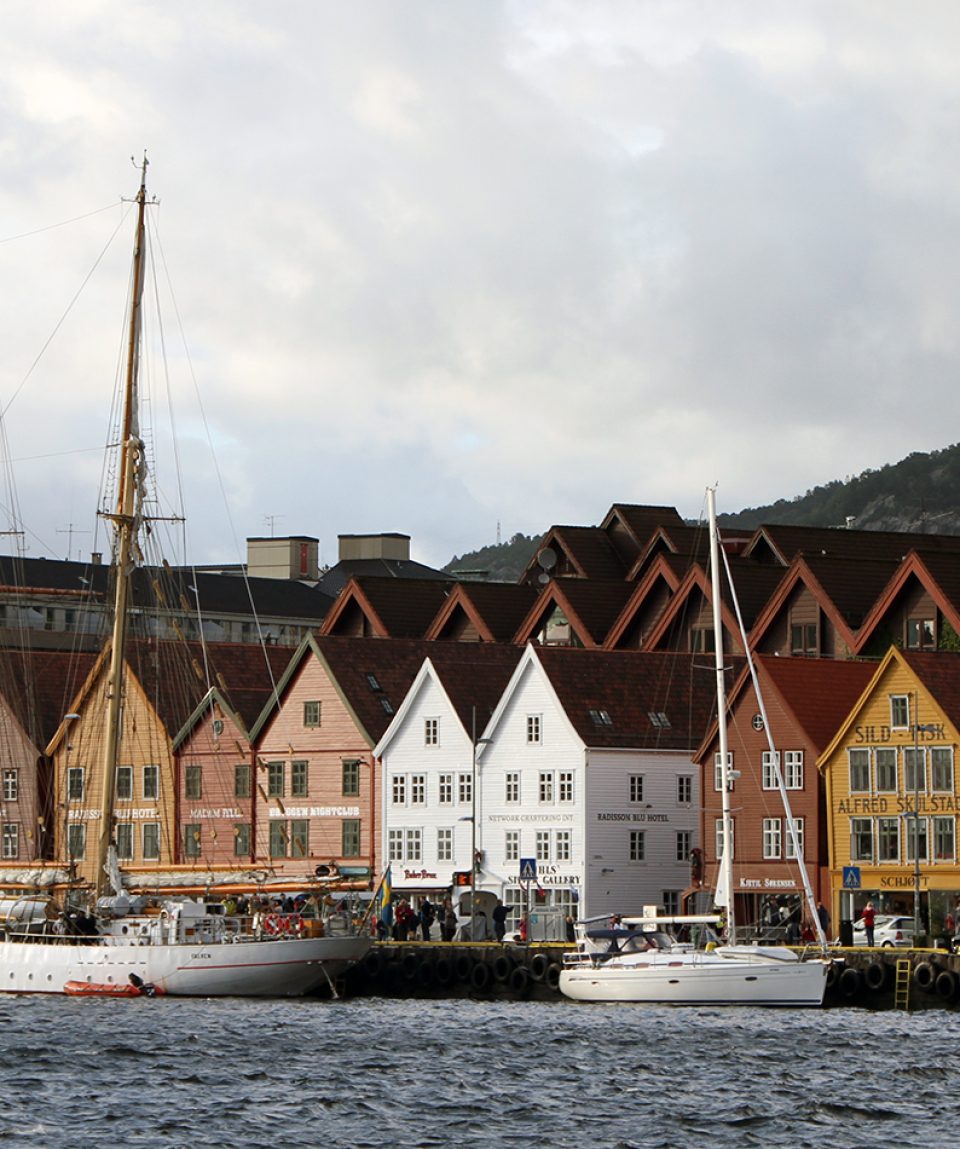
784, 750, 804, 790
762, 817, 781, 860
890, 694, 910, 730
714, 752, 733, 791
526, 714, 542, 745
761, 750, 780, 790
555, 829, 571, 861
505, 829, 520, 862
629, 774, 644, 803
677, 775, 692, 804
539, 772, 554, 804
410, 774, 426, 805
505, 772, 520, 803
558, 771, 574, 803
2, 769, 18, 802
391, 775, 407, 805
438, 773, 453, 804
424, 717, 439, 746
437, 827, 453, 862
785, 816, 805, 860
629, 829, 645, 862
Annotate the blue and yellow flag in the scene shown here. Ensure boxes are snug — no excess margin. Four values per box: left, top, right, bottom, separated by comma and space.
374, 865, 393, 926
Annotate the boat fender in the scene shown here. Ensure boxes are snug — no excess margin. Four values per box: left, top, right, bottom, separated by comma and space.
492, 954, 513, 983
913, 961, 937, 992
508, 965, 530, 996
839, 966, 862, 999
935, 969, 958, 1000
529, 953, 550, 982
545, 962, 562, 991
864, 961, 887, 992
470, 961, 492, 992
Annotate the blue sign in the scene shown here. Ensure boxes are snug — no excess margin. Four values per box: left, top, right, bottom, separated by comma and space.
843, 866, 861, 890
519, 857, 537, 881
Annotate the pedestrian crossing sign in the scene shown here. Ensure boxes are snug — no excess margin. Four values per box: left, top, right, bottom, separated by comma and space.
519, 857, 537, 881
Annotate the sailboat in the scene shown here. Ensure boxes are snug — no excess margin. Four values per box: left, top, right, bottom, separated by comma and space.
0, 159, 370, 996
559, 487, 830, 1006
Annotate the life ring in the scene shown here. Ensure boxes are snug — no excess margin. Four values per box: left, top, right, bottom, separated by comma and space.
913, 961, 937, 992
470, 961, 492, 992
509, 965, 531, 997
454, 953, 474, 982
839, 966, 862, 999
285, 914, 304, 937
492, 954, 513, 983
864, 961, 887, 992
434, 957, 453, 986
545, 962, 562, 991
935, 969, 958, 1000
264, 914, 284, 936
530, 953, 550, 982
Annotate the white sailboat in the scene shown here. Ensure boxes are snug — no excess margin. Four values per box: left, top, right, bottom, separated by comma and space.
559, 487, 830, 1006
0, 159, 370, 996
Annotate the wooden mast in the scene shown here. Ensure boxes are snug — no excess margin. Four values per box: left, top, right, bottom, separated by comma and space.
95, 156, 149, 898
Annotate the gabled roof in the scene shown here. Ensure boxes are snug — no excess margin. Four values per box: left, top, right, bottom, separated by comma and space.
315, 556, 452, 598
853, 550, 960, 656
0, 648, 98, 748
424, 582, 539, 642
899, 649, 960, 726
518, 526, 628, 583
742, 523, 960, 567
604, 554, 687, 649
319, 576, 455, 638
512, 579, 635, 648
627, 523, 711, 581
599, 504, 686, 566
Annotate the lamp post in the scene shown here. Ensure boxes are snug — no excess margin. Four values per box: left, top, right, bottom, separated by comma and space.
469, 706, 492, 940
911, 694, 938, 940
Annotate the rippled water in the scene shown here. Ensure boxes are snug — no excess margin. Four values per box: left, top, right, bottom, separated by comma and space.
0, 995, 953, 1148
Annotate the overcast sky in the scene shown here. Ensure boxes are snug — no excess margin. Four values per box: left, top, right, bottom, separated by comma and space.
1, 2, 958, 572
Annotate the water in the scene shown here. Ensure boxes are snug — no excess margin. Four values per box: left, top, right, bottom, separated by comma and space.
0, 996, 952, 1149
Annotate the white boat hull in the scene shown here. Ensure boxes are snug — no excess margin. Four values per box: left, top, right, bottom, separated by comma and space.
0, 933, 372, 997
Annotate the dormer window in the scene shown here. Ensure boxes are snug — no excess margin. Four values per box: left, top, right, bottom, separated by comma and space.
906, 618, 935, 649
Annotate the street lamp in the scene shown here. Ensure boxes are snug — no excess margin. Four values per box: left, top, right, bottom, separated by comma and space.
911, 693, 938, 940
469, 706, 492, 939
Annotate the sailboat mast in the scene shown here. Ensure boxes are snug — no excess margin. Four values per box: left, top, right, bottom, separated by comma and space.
707, 486, 736, 943
96, 156, 149, 898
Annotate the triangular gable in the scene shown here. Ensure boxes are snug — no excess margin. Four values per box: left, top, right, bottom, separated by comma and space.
517, 525, 627, 584
816, 646, 901, 771
599, 503, 685, 568
424, 582, 539, 643
641, 563, 746, 655
512, 579, 632, 648
604, 553, 686, 650
747, 557, 861, 656
320, 576, 452, 638
853, 550, 960, 657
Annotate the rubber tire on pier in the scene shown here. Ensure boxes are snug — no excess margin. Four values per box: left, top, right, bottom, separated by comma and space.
435, 956, 453, 987
825, 962, 841, 990
455, 953, 474, 983
864, 961, 887, 992
363, 949, 385, 979
492, 954, 513, 983
416, 958, 435, 989
401, 952, 421, 982
529, 953, 550, 983
935, 969, 958, 1001
545, 962, 562, 991
509, 965, 531, 997
470, 961, 493, 992
913, 961, 937, 993
839, 966, 862, 999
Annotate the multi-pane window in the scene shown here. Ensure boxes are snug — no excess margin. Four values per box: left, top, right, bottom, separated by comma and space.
303, 700, 321, 727
790, 622, 818, 656
676, 830, 692, 862
785, 817, 805, 860
437, 828, 453, 862
877, 817, 900, 862
904, 747, 926, 793
558, 772, 574, 803
2, 823, 18, 860
677, 775, 692, 804
140, 822, 159, 861
269, 821, 287, 858
2, 770, 17, 801
932, 748, 954, 792
629, 775, 644, 803
291, 760, 309, 798
539, 772, 554, 803
714, 752, 733, 791
267, 761, 285, 798
234, 764, 251, 799
876, 748, 897, 793
526, 715, 542, 744
848, 749, 870, 792
459, 774, 472, 804
114, 766, 133, 800
143, 765, 159, 799
784, 751, 804, 790
410, 774, 426, 805
535, 830, 551, 861
555, 830, 571, 861
933, 816, 955, 861
67, 767, 84, 801
233, 823, 251, 857
906, 618, 935, 649
505, 830, 520, 862
850, 817, 873, 862
342, 818, 361, 857
629, 830, 645, 862
116, 822, 134, 860
762, 818, 781, 859
342, 759, 361, 797
392, 775, 407, 805
761, 751, 780, 790
505, 772, 520, 803
290, 819, 309, 857
439, 774, 453, 804
67, 823, 85, 860
405, 828, 422, 862
184, 824, 202, 858
662, 891, 680, 916
890, 695, 910, 730
424, 718, 439, 746
715, 818, 735, 859
906, 816, 928, 863
184, 765, 202, 800
388, 828, 403, 862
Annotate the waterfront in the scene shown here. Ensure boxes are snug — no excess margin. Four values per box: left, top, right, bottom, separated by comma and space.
0, 996, 953, 1148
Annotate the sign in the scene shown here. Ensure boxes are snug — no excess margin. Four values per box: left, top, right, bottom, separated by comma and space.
453, 870, 472, 887
519, 857, 537, 881
842, 866, 861, 890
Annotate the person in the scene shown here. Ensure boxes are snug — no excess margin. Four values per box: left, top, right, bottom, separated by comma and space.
565, 914, 576, 943
419, 898, 435, 941
862, 900, 876, 946
492, 899, 509, 943
816, 900, 831, 937
442, 898, 457, 942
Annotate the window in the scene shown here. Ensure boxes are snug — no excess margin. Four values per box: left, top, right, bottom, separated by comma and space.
875, 748, 897, 793
590, 709, 614, 727
505, 772, 520, 803
785, 817, 805, 860
662, 891, 680, 916
890, 695, 910, 730
761, 751, 780, 790
142, 822, 161, 861
184, 824, 202, 858
67, 823, 85, 860
269, 821, 287, 858
931, 748, 953, 792
558, 772, 574, 803
439, 773, 453, 804
906, 816, 928, 864
342, 759, 361, 797
340, 817, 360, 857
526, 715, 542, 744
505, 830, 520, 861
410, 774, 426, 805
629, 830, 645, 862
291, 760, 309, 798
392, 775, 407, 805
116, 822, 133, 860
677, 775, 692, 804
762, 818, 781, 860
714, 752, 733, 791
437, 827, 453, 862
234, 764, 251, 799
388, 828, 403, 862
647, 711, 670, 729
67, 767, 84, 801
676, 830, 691, 862
691, 626, 715, 653
933, 816, 955, 861
303, 700, 321, 727
291, 819, 309, 857
405, 828, 422, 862
877, 817, 900, 862
906, 618, 935, 649
555, 830, 571, 861
715, 819, 734, 859
458, 774, 472, 804
904, 747, 926, 794
2, 770, 17, 802
535, 830, 551, 861
267, 761, 285, 798
850, 818, 873, 862
424, 717, 439, 746
2, 823, 18, 860
143, 765, 159, 800
790, 622, 818, 657
784, 751, 804, 790
629, 775, 644, 803
233, 823, 251, 857
539, 772, 554, 803
848, 748, 870, 793
184, 765, 202, 800
365, 672, 382, 692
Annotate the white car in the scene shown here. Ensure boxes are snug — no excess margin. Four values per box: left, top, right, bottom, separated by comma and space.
851, 914, 916, 947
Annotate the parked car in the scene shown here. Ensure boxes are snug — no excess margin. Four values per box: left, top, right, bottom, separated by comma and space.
851, 914, 916, 947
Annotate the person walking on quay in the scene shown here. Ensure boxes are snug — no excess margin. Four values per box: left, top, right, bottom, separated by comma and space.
492, 899, 509, 943
816, 900, 831, 939
419, 898, 435, 941
442, 898, 457, 942
862, 900, 876, 946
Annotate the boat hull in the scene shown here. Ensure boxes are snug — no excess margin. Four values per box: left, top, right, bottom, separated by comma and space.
0, 933, 371, 997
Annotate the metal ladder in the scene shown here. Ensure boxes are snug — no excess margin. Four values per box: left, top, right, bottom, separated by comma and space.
894, 958, 912, 1010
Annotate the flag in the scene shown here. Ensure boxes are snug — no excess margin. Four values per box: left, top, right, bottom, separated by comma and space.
374, 865, 393, 926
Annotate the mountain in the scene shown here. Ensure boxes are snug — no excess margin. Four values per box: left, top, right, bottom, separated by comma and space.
444, 442, 960, 582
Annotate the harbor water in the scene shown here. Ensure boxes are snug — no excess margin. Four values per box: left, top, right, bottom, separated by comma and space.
0, 995, 953, 1149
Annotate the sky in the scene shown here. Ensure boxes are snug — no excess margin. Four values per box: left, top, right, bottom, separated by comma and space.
1, 2, 959, 572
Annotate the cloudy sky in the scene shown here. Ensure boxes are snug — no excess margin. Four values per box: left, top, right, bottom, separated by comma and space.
1, 2, 958, 572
